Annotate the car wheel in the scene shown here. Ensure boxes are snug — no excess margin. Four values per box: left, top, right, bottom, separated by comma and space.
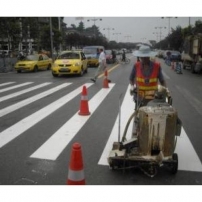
33, 65, 38, 72
47, 64, 51, 70
84, 65, 88, 73
79, 67, 84, 76
52, 72, 58, 77
17, 70, 22, 73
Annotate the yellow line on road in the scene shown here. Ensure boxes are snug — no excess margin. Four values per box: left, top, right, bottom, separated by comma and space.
98, 64, 120, 78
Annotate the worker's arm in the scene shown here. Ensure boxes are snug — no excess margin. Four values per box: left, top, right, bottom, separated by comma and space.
129, 65, 136, 94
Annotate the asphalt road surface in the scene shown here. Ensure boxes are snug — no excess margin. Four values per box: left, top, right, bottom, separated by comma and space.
1, 54, 202, 185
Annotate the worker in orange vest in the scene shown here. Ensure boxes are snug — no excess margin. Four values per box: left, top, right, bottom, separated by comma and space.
129, 45, 168, 107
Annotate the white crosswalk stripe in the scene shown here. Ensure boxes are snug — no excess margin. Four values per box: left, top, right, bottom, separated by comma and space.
30, 83, 115, 160
0, 83, 71, 117
0, 82, 33, 93
0, 83, 92, 148
0, 82, 16, 87
0, 81, 202, 174
98, 85, 202, 172
0, 82, 51, 102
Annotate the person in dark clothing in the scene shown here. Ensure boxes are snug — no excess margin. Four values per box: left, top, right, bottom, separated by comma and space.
122, 50, 126, 62
111, 50, 116, 63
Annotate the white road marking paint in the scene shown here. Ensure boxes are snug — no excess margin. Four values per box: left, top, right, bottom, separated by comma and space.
0, 82, 33, 93
175, 128, 202, 172
0, 82, 16, 87
30, 83, 115, 160
0, 83, 93, 148
162, 71, 170, 79
98, 85, 135, 165
0, 82, 51, 102
98, 86, 202, 172
0, 83, 70, 117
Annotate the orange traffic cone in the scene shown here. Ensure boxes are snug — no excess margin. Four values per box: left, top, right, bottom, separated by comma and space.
78, 85, 90, 116
67, 143, 85, 185
103, 70, 109, 88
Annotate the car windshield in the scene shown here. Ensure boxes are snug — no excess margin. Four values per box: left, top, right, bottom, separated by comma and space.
171, 51, 180, 55
105, 50, 111, 55
58, 52, 80, 59
25, 55, 39, 61
83, 48, 97, 54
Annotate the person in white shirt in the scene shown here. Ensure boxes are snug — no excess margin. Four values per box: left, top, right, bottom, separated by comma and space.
91, 48, 110, 83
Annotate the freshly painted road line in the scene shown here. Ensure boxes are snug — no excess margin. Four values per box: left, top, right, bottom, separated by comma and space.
30, 83, 115, 160
0, 82, 52, 102
162, 71, 170, 79
175, 128, 202, 172
98, 86, 202, 172
0, 83, 94, 148
0, 83, 71, 117
98, 84, 135, 165
0, 82, 33, 93
0, 82, 16, 87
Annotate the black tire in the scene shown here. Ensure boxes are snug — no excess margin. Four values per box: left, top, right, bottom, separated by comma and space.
79, 67, 84, 76
84, 66, 88, 73
52, 72, 58, 77
47, 64, 51, 70
33, 65, 38, 72
17, 70, 21, 73
171, 153, 178, 174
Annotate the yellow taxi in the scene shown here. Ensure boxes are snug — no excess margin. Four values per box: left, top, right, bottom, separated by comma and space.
51, 50, 88, 77
14, 54, 52, 73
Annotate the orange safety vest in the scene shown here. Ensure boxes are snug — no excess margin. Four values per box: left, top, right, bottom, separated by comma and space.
136, 62, 160, 91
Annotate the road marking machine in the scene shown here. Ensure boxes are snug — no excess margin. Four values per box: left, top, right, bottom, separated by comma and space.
108, 85, 182, 177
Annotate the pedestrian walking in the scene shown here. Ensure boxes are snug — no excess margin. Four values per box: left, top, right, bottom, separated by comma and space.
91, 48, 111, 83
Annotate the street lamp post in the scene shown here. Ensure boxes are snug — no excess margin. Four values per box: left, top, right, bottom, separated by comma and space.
155, 26, 166, 41
125, 35, 131, 43
103, 27, 115, 41
113, 33, 121, 42
58, 17, 62, 53
49, 17, 54, 59
161, 17, 177, 35
161, 17, 177, 49
87, 17, 102, 38
153, 32, 159, 42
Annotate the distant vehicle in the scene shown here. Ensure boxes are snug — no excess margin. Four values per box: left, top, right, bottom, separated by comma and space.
170, 51, 181, 62
83, 46, 105, 67
51, 50, 88, 77
105, 50, 113, 64
14, 54, 52, 73
182, 33, 202, 73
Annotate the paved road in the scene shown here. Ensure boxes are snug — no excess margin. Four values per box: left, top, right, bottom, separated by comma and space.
0, 54, 202, 185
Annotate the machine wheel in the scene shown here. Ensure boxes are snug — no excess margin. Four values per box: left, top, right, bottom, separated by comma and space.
171, 153, 178, 174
